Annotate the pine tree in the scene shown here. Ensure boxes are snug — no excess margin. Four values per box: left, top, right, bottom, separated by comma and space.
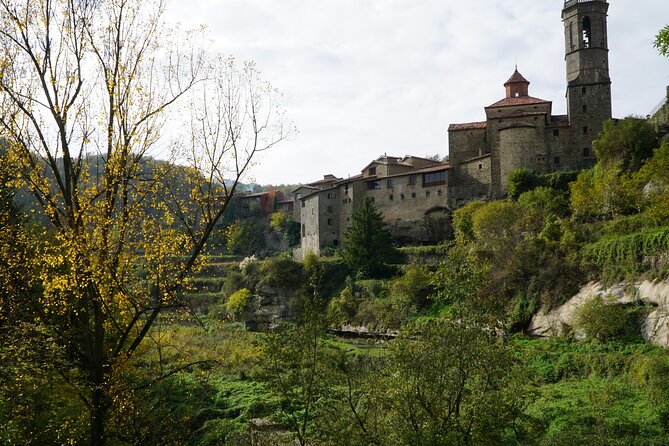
340, 198, 398, 277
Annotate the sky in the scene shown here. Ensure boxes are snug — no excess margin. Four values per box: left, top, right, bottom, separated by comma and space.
167, 0, 669, 186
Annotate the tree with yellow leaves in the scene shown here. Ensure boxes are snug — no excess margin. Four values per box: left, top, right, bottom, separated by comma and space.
0, 0, 290, 444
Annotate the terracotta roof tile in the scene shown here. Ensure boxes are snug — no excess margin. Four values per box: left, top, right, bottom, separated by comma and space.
486, 96, 549, 108
448, 121, 487, 131
504, 69, 530, 85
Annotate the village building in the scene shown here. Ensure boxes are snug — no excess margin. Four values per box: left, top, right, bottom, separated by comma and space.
296, 0, 613, 258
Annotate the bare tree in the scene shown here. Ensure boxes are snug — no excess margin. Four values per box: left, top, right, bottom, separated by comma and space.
0, 0, 289, 444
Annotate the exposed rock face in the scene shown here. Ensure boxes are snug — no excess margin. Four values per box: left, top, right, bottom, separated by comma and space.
245, 285, 295, 332
528, 280, 669, 346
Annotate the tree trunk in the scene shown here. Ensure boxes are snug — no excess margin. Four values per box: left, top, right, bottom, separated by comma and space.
91, 386, 108, 446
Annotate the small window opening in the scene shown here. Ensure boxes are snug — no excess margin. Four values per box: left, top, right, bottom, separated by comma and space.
411, 192, 416, 199
582, 104, 587, 113
553, 129, 559, 137
478, 163, 483, 170
554, 156, 560, 165
582, 17, 591, 49
400, 193, 405, 200
437, 189, 442, 196
583, 126, 588, 135
389, 194, 394, 201
583, 147, 590, 157
426, 191, 431, 198
581, 87, 586, 95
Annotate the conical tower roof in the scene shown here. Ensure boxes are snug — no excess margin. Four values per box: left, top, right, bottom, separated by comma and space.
504, 68, 530, 86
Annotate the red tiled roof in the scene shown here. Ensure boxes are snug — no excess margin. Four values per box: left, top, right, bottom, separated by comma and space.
448, 121, 487, 131
504, 69, 529, 85
411, 163, 450, 174
486, 96, 549, 108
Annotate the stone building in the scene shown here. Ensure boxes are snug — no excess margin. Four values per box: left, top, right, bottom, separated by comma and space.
296, 0, 613, 258
448, 0, 611, 202
297, 155, 450, 258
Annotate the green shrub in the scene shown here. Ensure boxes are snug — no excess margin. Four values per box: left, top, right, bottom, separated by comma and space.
452, 199, 487, 244
226, 288, 252, 319
258, 256, 304, 290
574, 295, 627, 342
389, 264, 433, 315
508, 168, 541, 199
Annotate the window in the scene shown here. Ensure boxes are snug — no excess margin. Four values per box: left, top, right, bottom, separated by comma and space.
344, 184, 349, 193
368, 166, 376, 176
582, 16, 591, 49
582, 104, 587, 113
327, 218, 332, 226
554, 156, 560, 165
389, 194, 394, 200
583, 126, 588, 135
301, 224, 305, 237
437, 189, 442, 196
583, 147, 590, 157
367, 180, 381, 190
400, 193, 405, 200
327, 192, 336, 199
333, 239, 339, 247
347, 217, 350, 222
553, 129, 559, 137
411, 192, 416, 198
370, 197, 375, 202
581, 87, 586, 95
301, 201, 305, 208
327, 205, 333, 213
387, 179, 394, 188
478, 163, 483, 170
426, 191, 431, 198
408, 175, 417, 186
423, 170, 447, 187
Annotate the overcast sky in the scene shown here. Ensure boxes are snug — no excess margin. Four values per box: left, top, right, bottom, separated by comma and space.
167, 0, 669, 185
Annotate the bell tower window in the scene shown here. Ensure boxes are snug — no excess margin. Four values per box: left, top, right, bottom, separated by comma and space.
582, 17, 591, 49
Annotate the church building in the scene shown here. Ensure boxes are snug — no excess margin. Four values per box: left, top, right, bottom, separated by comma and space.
448, 0, 612, 203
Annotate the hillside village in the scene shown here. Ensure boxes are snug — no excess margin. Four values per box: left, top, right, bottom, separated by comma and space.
255, 0, 624, 258
231, 0, 669, 261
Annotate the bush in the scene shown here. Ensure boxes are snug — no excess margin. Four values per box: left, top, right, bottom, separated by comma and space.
389, 264, 433, 315
226, 288, 252, 319
257, 256, 304, 290
507, 168, 541, 199
574, 295, 627, 342
452, 200, 487, 244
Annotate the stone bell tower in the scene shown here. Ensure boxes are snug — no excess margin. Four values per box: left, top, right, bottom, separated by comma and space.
562, 0, 612, 157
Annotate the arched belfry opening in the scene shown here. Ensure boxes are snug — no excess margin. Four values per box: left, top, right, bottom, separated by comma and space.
582, 16, 591, 48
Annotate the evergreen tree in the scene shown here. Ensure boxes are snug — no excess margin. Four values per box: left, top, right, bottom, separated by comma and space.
340, 198, 398, 277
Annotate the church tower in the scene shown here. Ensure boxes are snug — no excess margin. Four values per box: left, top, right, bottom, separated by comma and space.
562, 0, 612, 158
